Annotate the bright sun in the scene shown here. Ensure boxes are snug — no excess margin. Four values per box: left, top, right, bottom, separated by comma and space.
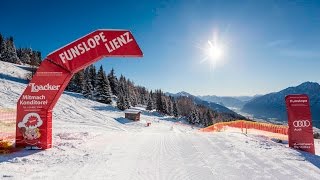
205, 40, 224, 61
199, 31, 227, 69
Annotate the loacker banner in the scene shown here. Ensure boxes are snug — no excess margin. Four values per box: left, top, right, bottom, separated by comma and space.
16, 30, 143, 149
285, 94, 315, 154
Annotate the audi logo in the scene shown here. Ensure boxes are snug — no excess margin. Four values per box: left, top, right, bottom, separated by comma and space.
293, 120, 311, 128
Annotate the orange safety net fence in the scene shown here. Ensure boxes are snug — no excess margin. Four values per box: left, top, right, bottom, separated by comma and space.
200, 120, 288, 135
0, 108, 16, 153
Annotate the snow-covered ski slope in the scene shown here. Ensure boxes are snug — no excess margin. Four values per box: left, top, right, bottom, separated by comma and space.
1, 61, 320, 180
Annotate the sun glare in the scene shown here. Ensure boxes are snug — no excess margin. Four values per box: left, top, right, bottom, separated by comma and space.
206, 40, 224, 60
198, 31, 227, 69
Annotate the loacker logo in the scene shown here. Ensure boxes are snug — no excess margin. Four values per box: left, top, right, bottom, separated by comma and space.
29, 83, 61, 92
293, 120, 311, 128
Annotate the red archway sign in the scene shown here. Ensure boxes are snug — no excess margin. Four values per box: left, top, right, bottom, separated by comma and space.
16, 29, 143, 149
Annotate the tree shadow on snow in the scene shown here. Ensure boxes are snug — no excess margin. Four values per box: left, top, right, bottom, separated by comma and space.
0, 149, 41, 163
15, 65, 33, 72
299, 151, 320, 169
63, 91, 86, 99
115, 117, 132, 124
92, 105, 120, 112
160, 117, 180, 123
0, 73, 28, 84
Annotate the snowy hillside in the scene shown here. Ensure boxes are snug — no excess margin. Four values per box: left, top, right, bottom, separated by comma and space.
1, 61, 320, 179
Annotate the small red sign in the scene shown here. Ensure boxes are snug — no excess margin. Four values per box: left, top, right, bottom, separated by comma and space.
285, 94, 315, 154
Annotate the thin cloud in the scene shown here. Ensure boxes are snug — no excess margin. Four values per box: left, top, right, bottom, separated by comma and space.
266, 39, 292, 48
280, 49, 320, 59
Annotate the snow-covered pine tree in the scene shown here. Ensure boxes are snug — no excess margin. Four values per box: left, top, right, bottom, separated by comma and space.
205, 109, 213, 126
124, 95, 131, 109
5, 37, 21, 64
118, 75, 127, 97
72, 70, 84, 93
146, 94, 154, 111
0, 34, 4, 60
95, 65, 112, 104
167, 96, 173, 116
27, 51, 41, 79
172, 99, 179, 117
0, 36, 7, 62
194, 109, 200, 124
150, 90, 156, 106
108, 68, 119, 96
88, 65, 96, 90
126, 79, 137, 107
131, 91, 138, 107
117, 93, 126, 110
161, 96, 168, 114
82, 68, 94, 99
18, 48, 31, 64
187, 111, 193, 124
155, 90, 163, 112
188, 109, 200, 124
32, 51, 42, 65
137, 86, 148, 105
82, 78, 93, 98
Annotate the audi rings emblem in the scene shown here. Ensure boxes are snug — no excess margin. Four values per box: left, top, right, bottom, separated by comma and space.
293, 120, 311, 128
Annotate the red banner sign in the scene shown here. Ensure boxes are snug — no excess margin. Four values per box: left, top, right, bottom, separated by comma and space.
47, 29, 142, 73
285, 94, 315, 154
16, 29, 143, 149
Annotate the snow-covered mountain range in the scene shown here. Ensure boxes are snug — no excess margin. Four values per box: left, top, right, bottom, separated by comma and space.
165, 91, 244, 117
198, 95, 261, 108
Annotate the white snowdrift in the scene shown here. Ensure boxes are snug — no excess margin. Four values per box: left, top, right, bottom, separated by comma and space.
0, 61, 320, 179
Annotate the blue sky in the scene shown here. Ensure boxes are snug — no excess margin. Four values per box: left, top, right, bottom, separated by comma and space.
1, 0, 320, 96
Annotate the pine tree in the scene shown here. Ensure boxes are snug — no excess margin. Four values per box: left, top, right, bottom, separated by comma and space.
172, 99, 178, 117
0, 34, 4, 59
18, 49, 31, 64
205, 109, 213, 126
161, 96, 168, 114
0, 36, 7, 62
126, 79, 137, 107
82, 78, 93, 98
95, 65, 112, 104
5, 37, 21, 64
194, 109, 200, 124
88, 65, 96, 89
29, 51, 40, 78
82, 68, 94, 98
118, 75, 127, 98
146, 95, 154, 111
155, 90, 163, 112
117, 94, 126, 110
108, 68, 118, 96
124, 95, 131, 109
188, 109, 200, 124
167, 96, 173, 115
33, 51, 42, 65
73, 71, 84, 93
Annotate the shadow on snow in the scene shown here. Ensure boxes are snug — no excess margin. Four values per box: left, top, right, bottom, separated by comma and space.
0, 149, 41, 163
0, 73, 28, 84
299, 151, 320, 169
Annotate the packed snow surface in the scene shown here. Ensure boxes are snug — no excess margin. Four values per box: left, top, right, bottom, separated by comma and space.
1, 61, 320, 179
